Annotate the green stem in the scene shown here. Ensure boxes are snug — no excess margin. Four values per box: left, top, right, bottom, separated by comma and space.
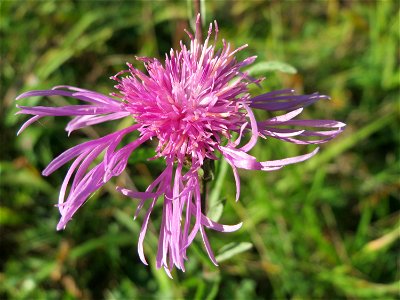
201, 158, 215, 213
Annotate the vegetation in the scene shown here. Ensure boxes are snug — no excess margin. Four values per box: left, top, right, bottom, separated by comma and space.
1, 1, 398, 299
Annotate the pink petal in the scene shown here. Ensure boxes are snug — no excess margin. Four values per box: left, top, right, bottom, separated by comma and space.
17, 115, 42, 135
200, 226, 218, 266
260, 147, 319, 168
66, 112, 130, 134
17, 104, 118, 116
201, 214, 243, 232
138, 197, 158, 265
239, 102, 258, 152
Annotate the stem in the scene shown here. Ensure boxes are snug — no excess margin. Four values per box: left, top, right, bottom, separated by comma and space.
201, 159, 215, 213
201, 179, 207, 214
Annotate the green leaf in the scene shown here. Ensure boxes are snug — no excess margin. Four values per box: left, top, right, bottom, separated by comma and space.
216, 242, 253, 263
247, 61, 297, 75
207, 202, 224, 223
207, 159, 229, 222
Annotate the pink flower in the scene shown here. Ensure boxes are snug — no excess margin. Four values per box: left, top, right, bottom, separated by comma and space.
16, 18, 345, 276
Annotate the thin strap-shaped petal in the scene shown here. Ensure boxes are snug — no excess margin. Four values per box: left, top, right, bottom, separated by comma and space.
183, 177, 202, 249
156, 196, 168, 270
220, 145, 316, 171
250, 95, 322, 111
261, 147, 319, 168
66, 111, 131, 134
239, 102, 258, 152
219, 145, 282, 171
201, 214, 243, 232
17, 115, 42, 135
224, 156, 241, 201
200, 226, 218, 266
42, 125, 138, 176
116, 187, 160, 200
17, 105, 119, 116
71, 144, 107, 190
251, 89, 325, 103
53, 86, 122, 106
171, 164, 183, 269
103, 133, 152, 182
264, 128, 306, 138
257, 108, 304, 125
117, 167, 150, 205
58, 152, 87, 214
42, 140, 98, 176
181, 186, 194, 258
271, 119, 346, 128
17, 87, 121, 106
262, 127, 343, 145
138, 197, 158, 265
52, 85, 89, 92
259, 115, 346, 144
232, 122, 248, 147
72, 92, 121, 106
16, 89, 84, 101
56, 163, 105, 230
103, 124, 142, 168
250, 91, 329, 112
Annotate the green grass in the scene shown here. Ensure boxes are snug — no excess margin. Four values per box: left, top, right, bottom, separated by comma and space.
1, 0, 399, 299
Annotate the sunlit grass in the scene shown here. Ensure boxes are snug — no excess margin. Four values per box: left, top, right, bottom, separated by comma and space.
1, 1, 398, 299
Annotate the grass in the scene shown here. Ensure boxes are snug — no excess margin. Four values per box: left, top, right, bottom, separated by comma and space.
1, 0, 399, 299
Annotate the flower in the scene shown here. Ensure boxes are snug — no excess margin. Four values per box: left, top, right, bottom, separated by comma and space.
16, 16, 345, 276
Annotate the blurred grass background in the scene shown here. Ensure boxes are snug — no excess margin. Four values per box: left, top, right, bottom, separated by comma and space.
0, 0, 399, 299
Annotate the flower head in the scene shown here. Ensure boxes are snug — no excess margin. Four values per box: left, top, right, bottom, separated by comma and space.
16, 16, 345, 276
